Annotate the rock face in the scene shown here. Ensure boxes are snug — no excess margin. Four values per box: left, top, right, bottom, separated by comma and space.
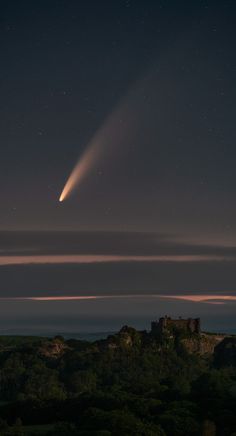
181, 333, 226, 356
213, 337, 236, 366
38, 339, 69, 358
99, 326, 143, 350
149, 317, 229, 356
99, 324, 228, 357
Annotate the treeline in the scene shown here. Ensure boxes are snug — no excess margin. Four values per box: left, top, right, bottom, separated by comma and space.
0, 329, 235, 435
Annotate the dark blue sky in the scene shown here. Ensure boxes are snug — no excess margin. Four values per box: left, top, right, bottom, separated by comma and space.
1, 0, 235, 234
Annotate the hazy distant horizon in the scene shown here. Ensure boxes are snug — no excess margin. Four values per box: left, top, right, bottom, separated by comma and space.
0, 295, 235, 337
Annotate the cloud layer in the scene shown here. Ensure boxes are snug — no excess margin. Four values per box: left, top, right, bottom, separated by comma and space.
0, 231, 236, 299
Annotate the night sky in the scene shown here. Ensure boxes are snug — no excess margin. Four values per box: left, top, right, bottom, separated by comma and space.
1, 1, 236, 333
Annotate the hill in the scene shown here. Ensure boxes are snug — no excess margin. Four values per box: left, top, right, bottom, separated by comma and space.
0, 322, 235, 435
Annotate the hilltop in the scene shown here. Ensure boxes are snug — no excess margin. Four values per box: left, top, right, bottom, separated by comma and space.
98, 317, 230, 357
0, 318, 235, 435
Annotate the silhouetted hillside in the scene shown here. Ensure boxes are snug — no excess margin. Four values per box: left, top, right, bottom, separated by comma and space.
0, 322, 235, 435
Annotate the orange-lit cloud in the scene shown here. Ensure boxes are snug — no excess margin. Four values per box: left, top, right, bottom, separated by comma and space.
32, 294, 236, 303
32, 296, 99, 301
0, 294, 236, 304
0, 254, 231, 266
161, 294, 236, 304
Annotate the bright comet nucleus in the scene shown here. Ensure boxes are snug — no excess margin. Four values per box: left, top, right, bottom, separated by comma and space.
58, 135, 103, 202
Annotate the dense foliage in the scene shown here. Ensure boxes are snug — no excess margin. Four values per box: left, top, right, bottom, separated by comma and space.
0, 328, 235, 435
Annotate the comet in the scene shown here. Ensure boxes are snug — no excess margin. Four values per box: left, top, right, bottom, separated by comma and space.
59, 105, 124, 202
59, 134, 103, 202
58, 67, 161, 203
58, 78, 143, 202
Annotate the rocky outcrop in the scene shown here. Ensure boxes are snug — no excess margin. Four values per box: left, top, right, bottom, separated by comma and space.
97, 325, 227, 358
38, 339, 69, 358
181, 333, 226, 356
99, 325, 228, 356
99, 326, 143, 350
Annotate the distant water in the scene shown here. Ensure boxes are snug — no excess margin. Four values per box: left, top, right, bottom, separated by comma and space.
0, 328, 115, 341
0, 296, 235, 338
0, 325, 235, 340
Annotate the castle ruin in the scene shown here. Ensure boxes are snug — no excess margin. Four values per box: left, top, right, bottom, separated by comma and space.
151, 316, 201, 336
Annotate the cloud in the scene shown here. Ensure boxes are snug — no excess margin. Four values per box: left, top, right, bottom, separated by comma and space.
160, 294, 236, 305
1, 230, 236, 257
0, 294, 236, 306
1, 259, 236, 298
0, 253, 231, 266
1, 231, 236, 298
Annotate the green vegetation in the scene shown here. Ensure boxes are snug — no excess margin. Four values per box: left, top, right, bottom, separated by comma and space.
0, 328, 235, 435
